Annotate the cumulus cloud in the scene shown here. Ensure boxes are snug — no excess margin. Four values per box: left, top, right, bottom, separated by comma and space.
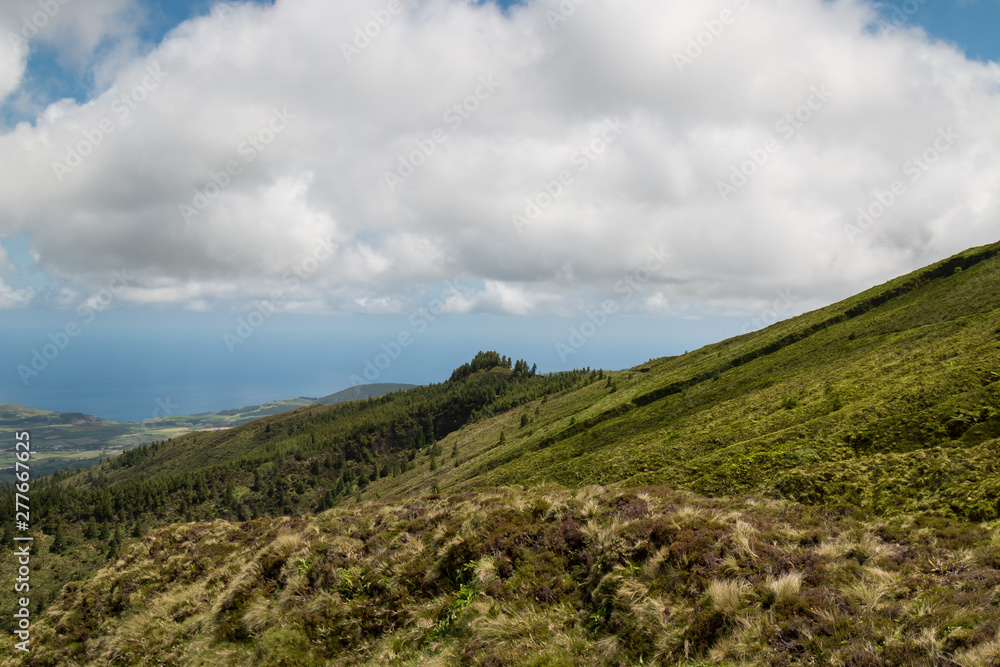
1, 0, 141, 104
0, 0, 997, 315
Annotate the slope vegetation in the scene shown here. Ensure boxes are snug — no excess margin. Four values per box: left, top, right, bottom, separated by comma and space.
368, 241, 1000, 521
8, 486, 1000, 666
3, 241, 1000, 665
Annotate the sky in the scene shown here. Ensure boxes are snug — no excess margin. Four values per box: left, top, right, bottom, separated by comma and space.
1, 0, 999, 417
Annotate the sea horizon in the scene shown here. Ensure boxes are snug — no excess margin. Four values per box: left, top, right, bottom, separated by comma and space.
2, 310, 736, 423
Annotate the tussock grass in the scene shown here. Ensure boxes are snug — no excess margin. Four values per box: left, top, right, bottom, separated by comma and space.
765, 571, 802, 605
11, 467, 1000, 664
707, 578, 749, 616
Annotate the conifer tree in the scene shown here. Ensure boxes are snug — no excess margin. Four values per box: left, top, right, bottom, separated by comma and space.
49, 523, 66, 554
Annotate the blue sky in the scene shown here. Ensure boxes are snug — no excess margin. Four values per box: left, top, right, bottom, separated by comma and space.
897, 0, 1000, 62
1, 0, 999, 419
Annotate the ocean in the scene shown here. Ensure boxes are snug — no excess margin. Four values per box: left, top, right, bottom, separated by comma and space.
1, 310, 734, 423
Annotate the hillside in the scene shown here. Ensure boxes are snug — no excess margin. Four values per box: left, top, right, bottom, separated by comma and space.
41, 240, 999, 520
0, 384, 417, 483
3, 241, 1000, 665
11, 486, 1000, 666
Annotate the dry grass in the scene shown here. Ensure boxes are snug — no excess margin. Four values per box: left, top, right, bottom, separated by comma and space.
765, 571, 802, 604
956, 629, 1000, 667
10, 485, 1000, 667
733, 518, 758, 561
707, 578, 749, 616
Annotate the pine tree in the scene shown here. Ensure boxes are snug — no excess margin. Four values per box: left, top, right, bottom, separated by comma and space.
49, 523, 66, 554
107, 526, 123, 559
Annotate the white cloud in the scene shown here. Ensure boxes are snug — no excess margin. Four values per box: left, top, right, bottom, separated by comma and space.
0, 0, 142, 107
0, 17, 28, 103
0, 0, 998, 315
0, 276, 34, 308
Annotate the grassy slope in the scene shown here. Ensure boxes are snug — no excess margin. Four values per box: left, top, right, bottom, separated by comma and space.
4, 241, 1000, 665
364, 241, 1000, 521
40, 241, 1000, 520
6, 486, 1000, 666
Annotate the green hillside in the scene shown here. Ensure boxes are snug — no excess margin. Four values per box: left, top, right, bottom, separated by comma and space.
3, 241, 1000, 665
0, 384, 417, 484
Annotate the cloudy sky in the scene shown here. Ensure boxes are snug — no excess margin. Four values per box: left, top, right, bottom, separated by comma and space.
1, 0, 999, 415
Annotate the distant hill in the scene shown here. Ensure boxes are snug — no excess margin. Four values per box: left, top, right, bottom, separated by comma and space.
0, 404, 109, 427
315, 383, 416, 405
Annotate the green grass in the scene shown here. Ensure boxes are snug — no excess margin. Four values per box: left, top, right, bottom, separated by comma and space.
365, 241, 1000, 522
